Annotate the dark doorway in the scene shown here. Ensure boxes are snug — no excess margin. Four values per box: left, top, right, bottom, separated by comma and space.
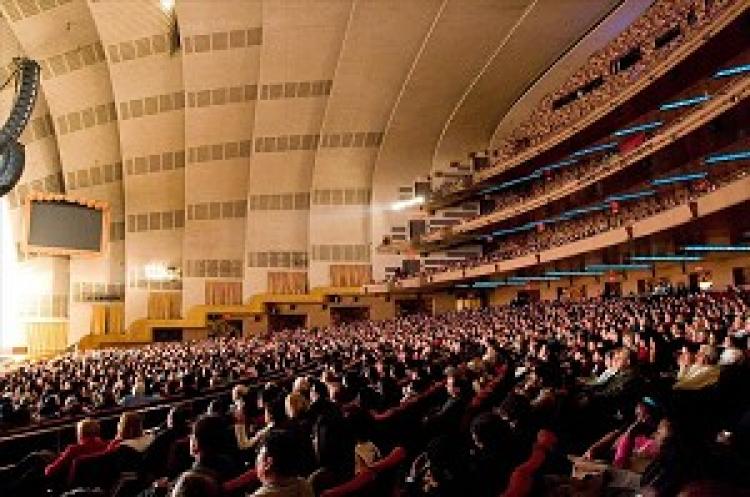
733, 267, 747, 286
396, 298, 427, 317
688, 273, 700, 293
515, 290, 540, 305
268, 314, 307, 333
153, 328, 183, 342
604, 281, 622, 297
330, 306, 369, 326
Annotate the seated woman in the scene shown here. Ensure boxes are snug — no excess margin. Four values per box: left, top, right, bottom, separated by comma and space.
236, 399, 287, 451
109, 411, 154, 453
583, 398, 668, 472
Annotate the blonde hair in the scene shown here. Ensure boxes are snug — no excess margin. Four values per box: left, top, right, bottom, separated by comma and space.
285, 392, 309, 419
117, 411, 144, 440
77, 418, 100, 441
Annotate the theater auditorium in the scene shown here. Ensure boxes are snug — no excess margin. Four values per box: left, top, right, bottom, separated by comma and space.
0, 0, 748, 496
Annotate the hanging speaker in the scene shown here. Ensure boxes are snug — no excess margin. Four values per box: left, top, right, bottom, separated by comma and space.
0, 58, 41, 198
0, 140, 25, 197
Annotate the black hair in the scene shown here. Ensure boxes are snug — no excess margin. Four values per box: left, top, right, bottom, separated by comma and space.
192, 414, 227, 456
261, 429, 301, 478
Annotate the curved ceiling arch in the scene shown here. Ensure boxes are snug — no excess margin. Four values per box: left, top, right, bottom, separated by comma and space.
370, 0, 535, 251
433, 0, 624, 171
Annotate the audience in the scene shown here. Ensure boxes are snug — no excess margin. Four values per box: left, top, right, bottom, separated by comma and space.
0, 288, 747, 497
433, 0, 740, 200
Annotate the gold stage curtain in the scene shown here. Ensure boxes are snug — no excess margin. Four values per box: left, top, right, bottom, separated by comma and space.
148, 292, 182, 319
267, 272, 307, 295
26, 322, 68, 358
91, 305, 108, 335
108, 304, 124, 333
204, 281, 242, 305
92, 304, 127, 333
329, 264, 372, 287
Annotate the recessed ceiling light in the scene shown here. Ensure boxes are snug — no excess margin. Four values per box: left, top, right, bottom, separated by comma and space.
160, 0, 175, 13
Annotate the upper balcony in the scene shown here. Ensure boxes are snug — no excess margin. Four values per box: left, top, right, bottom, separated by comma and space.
426, 0, 748, 211
417, 35, 750, 249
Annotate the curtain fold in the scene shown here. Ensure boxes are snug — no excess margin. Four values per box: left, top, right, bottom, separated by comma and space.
267, 272, 307, 294
108, 304, 124, 333
148, 292, 182, 319
329, 265, 372, 287
25, 322, 68, 358
204, 281, 242, 305
90, 305, 108, 335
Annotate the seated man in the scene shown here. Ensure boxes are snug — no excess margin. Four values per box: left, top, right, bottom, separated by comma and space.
674, 344, 721, 390
144, 414, 242, 497
45, 417, 107, 483
252, 429, 314, 497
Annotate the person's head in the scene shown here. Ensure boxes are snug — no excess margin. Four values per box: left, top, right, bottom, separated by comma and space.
76, 418, 100, 443
117, 411, 144, 440
256, 429, 300, 483
232, 384, 248, 404
313, 415, 354, 472
169, 470, 220, 497
292, 376, 310, 397
346, 407, 374, 443
310, 379, 329, 403
265, 399, 287, 426
446, 375, 468, 399
696, 345, 718, 366
284, 392, 309, 419
470, 413, 510, 452
653, 417, 674, 449
167, 403, 191, 432
635, 397, 660, 424
189, 414, 227, 459
132, 380, 146, 397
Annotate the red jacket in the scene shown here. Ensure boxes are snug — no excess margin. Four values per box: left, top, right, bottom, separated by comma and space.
44, 437, 108, 480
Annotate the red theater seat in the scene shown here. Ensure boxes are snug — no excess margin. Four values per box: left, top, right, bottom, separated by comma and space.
320, 470, 376, 497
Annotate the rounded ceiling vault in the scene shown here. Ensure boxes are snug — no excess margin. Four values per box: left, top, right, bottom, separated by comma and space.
0, 0, 647, 338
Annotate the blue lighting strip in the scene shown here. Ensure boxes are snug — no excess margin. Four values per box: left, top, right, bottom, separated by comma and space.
714, 64, 750, 79
557, 203, 608, 221
613, 120, 664, 137
473, 281, 519, 288
629, 255, 704, 262
659, 94, 711, 111
538, 157, 579, 173
571, 141, 618, 158
605, 189, 656, 203
682, 245, 750, 252
545, 270, 605, 277
650, 172, 707, 186
508, 276, 561, 282
585, 263, 652, 271
491, 224, 535, 237
704, 149, 750, 165
478, 171, 542, 195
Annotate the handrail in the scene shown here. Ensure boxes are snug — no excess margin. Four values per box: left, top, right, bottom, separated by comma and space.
407, 167, 750, 289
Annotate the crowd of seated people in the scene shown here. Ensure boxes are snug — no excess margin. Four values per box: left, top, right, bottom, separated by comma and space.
0, 289, 748, 496
397, 154, 749, 283
433, 41, 750, 230
434, 0, 741, 198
